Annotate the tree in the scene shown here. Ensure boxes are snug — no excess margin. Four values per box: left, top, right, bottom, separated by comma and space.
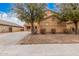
57, 3, 79, 34
13, 3, 47, 34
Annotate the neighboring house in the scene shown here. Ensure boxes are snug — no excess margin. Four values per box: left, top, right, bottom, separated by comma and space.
24, 10, 67, 33
0, 20, 24, 33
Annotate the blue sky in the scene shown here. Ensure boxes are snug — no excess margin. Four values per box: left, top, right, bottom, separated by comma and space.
0, 3, 58, 26
0, 3, 58, 13
47, 3, 59, 12
0, 3, 11, 13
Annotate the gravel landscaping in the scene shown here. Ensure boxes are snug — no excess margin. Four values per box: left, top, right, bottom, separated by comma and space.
18, 34, 79, 44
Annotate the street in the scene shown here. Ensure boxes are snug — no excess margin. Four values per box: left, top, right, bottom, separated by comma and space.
0, 32, 79, 56
0, 44, 79, 56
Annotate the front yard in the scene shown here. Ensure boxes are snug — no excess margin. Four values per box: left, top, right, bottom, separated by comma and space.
18, 34, 79, 44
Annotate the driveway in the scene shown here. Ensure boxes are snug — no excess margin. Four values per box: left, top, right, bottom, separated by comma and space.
0, 31, 30, 45
0, 32, 79, 56
0, 44, 79, 56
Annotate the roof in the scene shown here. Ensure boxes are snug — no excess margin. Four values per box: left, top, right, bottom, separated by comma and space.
66, 21, 73, 24
0, 20, 23, 28
45, 9, 59, 14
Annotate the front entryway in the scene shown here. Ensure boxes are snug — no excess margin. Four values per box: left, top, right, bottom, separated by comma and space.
9, 27, 12, 32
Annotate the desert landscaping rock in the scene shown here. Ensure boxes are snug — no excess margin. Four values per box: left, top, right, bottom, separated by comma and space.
18, 34, 79, 44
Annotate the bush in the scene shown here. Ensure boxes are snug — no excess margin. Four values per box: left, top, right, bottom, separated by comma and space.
51, 29, 56, 34
40, 29, 46, 34
63, 29, 69, 34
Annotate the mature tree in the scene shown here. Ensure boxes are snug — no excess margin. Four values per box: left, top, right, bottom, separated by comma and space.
13, 3, 47, 34
57, 3, 79, 34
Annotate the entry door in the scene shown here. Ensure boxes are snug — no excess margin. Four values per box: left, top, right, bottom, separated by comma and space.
9, 27, 12, 32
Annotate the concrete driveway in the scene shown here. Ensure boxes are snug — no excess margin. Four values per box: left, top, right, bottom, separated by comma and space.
0, 32, 79, 56
0, 44, 79, 56
0, 31, 30, 45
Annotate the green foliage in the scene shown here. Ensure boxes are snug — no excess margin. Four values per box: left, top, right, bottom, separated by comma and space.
57, 3, 79, 22
13, 3, 47, 34
57, 3, 79, 34
13, 3, 47, 23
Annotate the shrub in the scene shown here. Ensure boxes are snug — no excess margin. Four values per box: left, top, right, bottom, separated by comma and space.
51, 29, 56, 34
63, 29, 69, 34
40, 29, 46, 34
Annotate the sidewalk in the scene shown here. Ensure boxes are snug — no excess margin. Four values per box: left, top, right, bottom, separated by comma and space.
0, 44, 79, 56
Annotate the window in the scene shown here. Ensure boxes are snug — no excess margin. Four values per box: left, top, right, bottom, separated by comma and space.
27, 26, 31, 30
35, 26, 37, 29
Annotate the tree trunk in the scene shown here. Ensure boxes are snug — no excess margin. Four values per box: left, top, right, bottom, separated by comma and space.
74, 21, 78, 34
31, 21, 35, 34
30, 11, 35, 34
38, 23, 40, 33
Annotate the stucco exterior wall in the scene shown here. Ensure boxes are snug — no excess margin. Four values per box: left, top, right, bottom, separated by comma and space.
40, 17, 66, 33
0, 25, 24, 33
0, 25, 9, 33
12, 27, 24, 32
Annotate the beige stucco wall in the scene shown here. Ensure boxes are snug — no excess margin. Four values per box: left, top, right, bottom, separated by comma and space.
40, 16, 66, 33
56, 23, 66, 33
77, 22, 79, 30
0, 26, 9, 33
0, 25, 24, 33
12, 27, 24, 32
40, 17, 56, 32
